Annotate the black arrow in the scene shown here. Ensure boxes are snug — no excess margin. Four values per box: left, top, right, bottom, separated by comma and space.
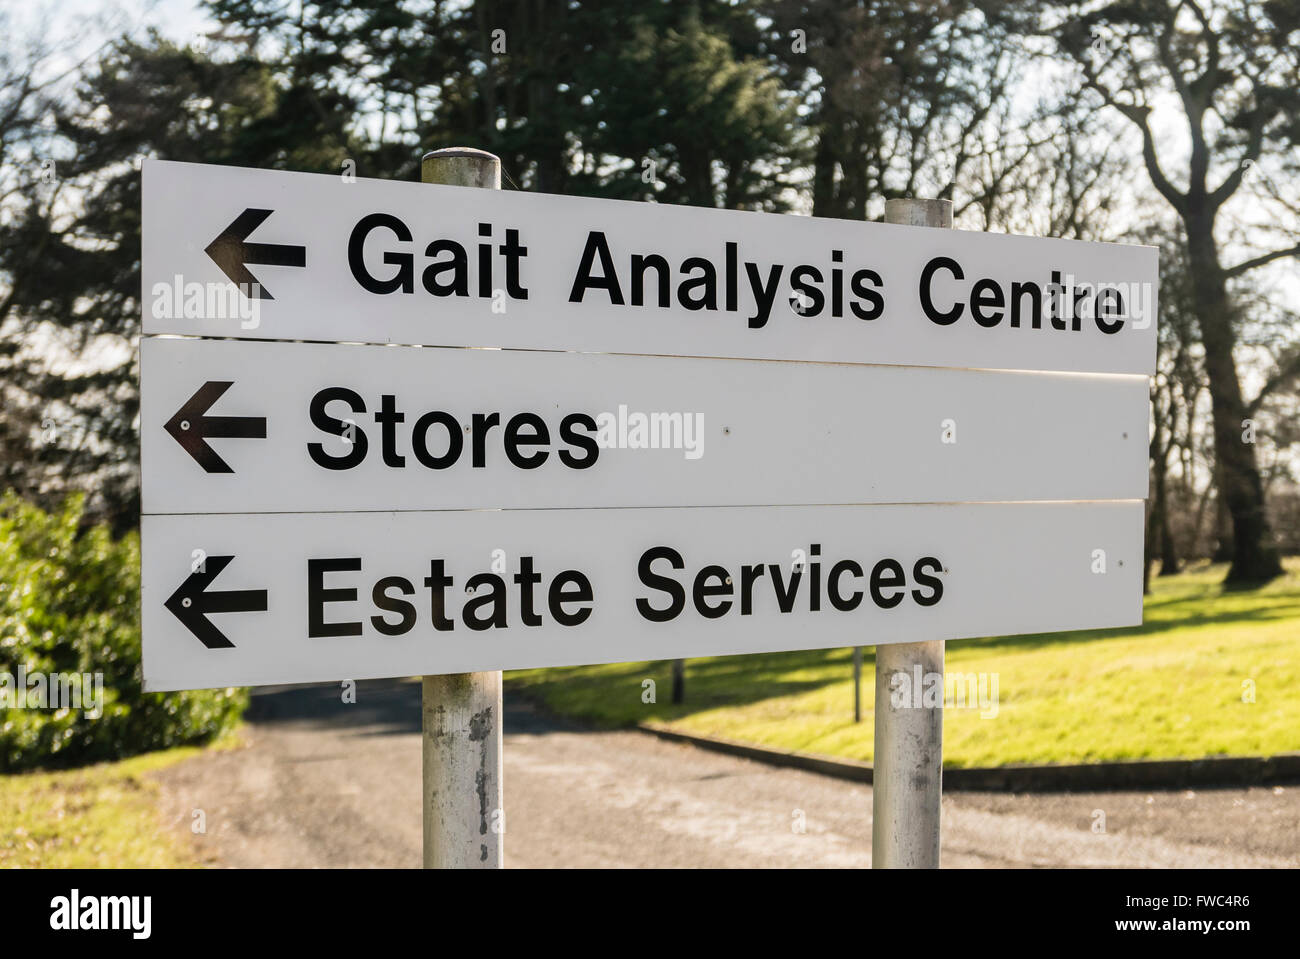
204, 208, 306, 300
164, 555, 267, 649
164, 381, 266, 474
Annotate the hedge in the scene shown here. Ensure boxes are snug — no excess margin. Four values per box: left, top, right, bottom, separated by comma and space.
0, 492, 246, 771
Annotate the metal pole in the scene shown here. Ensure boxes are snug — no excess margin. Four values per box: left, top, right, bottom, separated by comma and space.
420, 147, 504, 869
872, 196, 951, 869
852, 646, 862, 723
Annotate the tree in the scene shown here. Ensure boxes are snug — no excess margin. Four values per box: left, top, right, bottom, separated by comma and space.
762, 0, 1039, 223
575, 1, 803, 209
211, 0, 803, 207
0, 17, 82, 513
0, 34, 356, 529
1040, 0, 1299, 585
1147, 226, 1206, 582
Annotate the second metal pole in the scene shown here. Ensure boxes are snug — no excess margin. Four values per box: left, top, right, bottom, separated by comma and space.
871, 196, 951, 870
420, 147, 504, 869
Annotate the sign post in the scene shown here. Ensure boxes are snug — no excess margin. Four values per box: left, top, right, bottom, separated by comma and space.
137, 154, 1157, 870
418, 148, 503, 870
872, 197, 951, 869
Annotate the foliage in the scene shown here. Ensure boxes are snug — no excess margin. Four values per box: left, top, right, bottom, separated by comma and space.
0, 492, 245, 771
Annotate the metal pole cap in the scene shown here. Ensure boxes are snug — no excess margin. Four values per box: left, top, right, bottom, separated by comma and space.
421, 147, 502, 189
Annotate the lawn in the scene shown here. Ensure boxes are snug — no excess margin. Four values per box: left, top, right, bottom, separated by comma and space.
0, 738, 236, 868
507, 559, 1300, 767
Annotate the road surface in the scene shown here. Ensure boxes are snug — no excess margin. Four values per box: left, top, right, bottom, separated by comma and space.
152, 679, 1299, 868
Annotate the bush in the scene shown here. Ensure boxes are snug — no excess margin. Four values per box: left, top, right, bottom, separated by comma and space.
0, 492, 246, 771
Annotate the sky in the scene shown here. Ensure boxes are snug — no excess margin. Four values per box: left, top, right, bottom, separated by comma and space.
14, 0, 213, 73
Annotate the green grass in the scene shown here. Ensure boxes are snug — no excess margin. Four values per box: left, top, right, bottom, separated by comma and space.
507, 559, 1300, 768
0, 735, 238, 867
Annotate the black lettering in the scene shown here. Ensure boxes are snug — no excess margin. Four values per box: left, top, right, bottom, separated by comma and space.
549, 570, 593, 627
471, 412, 501, 468
790, 265, 825, 316
631, 254, 671, 307
569, 231, 624, 304
501, 228, 528, 299
740, 563, 766, 615
421, 239, 469, 296
514, 556, 543, 627
850, 269, 884, 320
745, 262, 783, 329
766, 563, 802, 613
911, 557, 944, 607
463, 573, 508, 630
692, 565, 733, 618
869, 558, 906, 609
308, 558, 362, 637
1010, 280, 1041, 329
920, 256, 963, 325
308, 387, 367, 470
828, 560, 864, 611
411, 410, 463, 469
558, 413, 599, 469
1096, 288, 1124, 334
970, 278, 1004, 328
636, 546, 686, 622
504, 412, 549, 469
348, 213, 413, 294
423, 560, 455, 631
375, 394, 405, 468
371, 576, 415, 635
677, 257, 718, 311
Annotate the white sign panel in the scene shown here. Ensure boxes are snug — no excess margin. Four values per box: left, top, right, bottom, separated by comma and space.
141, 501, 1142, 690
140, 337, 1149, 514
142, 160, 1157, 374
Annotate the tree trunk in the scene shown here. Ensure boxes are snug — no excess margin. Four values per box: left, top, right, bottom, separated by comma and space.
811, 130, 836, 218
1183, 209, 1282, 586
671, 659, 685, 704
1143, 497, 1155, 594
1150, 384, 1179, 576
1153, 436, 1179, 575
1212, 487, 1233, 562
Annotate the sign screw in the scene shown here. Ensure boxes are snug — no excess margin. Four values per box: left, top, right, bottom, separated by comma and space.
180, 420, 190, 431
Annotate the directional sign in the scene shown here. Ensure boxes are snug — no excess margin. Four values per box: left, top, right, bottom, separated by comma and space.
204, 208, 307, 298
141, 501, 1142, 690
162, 380, 267, 474
139, 159, 1158, 694
142, 160, 1157, 375
141, 337, 1149, 514
163, 555, 268, 649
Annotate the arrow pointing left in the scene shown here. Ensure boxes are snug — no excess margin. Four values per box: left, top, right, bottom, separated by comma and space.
164, 381, 266, 474
164, 555, 268, 650
205, 207, 306, 300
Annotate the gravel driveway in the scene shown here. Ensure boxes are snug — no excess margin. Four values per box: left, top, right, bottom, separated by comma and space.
150, 679, 1300, 868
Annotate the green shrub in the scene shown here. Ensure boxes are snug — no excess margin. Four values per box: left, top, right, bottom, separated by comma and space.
0, 492, 246, 771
